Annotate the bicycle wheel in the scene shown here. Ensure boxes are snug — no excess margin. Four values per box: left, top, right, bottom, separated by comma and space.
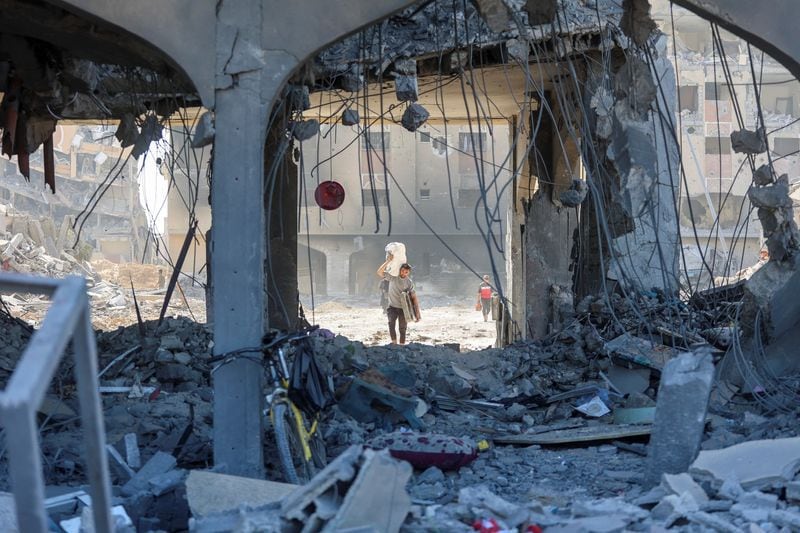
272, 402, 318, 484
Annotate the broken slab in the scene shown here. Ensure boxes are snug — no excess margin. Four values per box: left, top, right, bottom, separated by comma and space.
661, 473, 708, 504
492, 424, 652, 446
604, 333, 680, 371
689, 437, 800, 490
338, 377, 425, 429
186, 471, 297, 519
607, 365, 651, 395
646, 350, 714, 486
323, 448, 412, 532
121, 451, 176, 496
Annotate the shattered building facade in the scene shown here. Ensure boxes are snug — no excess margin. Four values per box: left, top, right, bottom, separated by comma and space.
0, 0, 799, 531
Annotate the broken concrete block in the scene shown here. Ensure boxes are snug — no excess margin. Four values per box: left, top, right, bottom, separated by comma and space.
395, 75, 418, 102
650, 492, 699, 521
368, 431, 478, 470
748, 176, 793, 209
786, 480, 800, 502
646, 350, 714, 486
186, 470, 296, 518
687, 511, 739, 533
769, 509, 800, 529
191, 111, 214, 148
107, 443, 136, 481
690, 437, 800, 490
285, 84, 310, 112
620, 0, 657, 47
401, 103, 429, 132
148, 469, 187, 497
121, 451, 176, 496
661, 473, 708, 504
524, 0, 557, 25
571, 498, 649, 521
124, 433, 140, 470
115, 113, 138, 148
290, 119, 319, 141
339, 64, 363, 93
323, 448, 412, 533
341, 109, 359, 126
473, 0, 511, 32
281, 445, 362, 522
731, 127, 767, 154
754, 164, 774, 186
131, 114, 163, 159
558, 178, 588, 207
159, 334, 184, 351
338, 377, 425, 429
459, 485, 530, 528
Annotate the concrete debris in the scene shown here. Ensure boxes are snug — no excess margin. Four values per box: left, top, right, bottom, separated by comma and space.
121, 451, 177, 496
114, 113, 138, 148
620, 0, 657, 47
524, 0, 557, 25
290, 119, 320, 141
185, 470, 296, 519
341, 108, 359, 126
753, 163, 774, 186
731, 127, 767, 154
131, 114, 163, 159
646, 349, 714, 485
395, 74, 419, 103
748, 173, 800, 261
690, 437, 800, 489
558, 178, 588, 207
401, 102, 430, 132
473, 0, 512, 33
190, 111, 215, 148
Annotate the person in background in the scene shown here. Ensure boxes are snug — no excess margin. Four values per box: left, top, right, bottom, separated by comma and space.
377, 253, 420, 344
476, 274, 493, 322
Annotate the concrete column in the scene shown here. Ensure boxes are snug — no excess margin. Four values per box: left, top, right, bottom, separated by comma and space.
265, 103, 298, 331
646, 350, 714, 486
211, 0, 271, 479
524, 91, 579, 339
506, 114, 528, 339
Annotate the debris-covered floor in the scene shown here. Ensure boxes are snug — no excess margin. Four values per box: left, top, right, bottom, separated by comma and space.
2, 281, 799, 531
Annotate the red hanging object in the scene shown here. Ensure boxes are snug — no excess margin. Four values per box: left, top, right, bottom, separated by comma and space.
314, 180, 345, 210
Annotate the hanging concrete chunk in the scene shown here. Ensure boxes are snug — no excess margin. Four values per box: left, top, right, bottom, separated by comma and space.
115, 113, 138, 148
645, 349, 714, 486
524, 0, 557, 24
190, 111, 214, 148
620, 0, 657, 47
394, 58, 418, 102
290, 119, 319, 141
341, 108, 359, 126
559, 178, 588, 207
690, 436, 800, 489
473, 0, 511, 32
731, 127, 767, 154
753, 163, 774, 186
401, 103, 429, 132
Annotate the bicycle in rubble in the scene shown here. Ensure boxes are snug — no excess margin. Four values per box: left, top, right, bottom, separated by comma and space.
210, 325, 333, 483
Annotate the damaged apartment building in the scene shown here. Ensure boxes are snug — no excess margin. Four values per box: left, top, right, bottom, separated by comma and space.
0, 0, 800, 532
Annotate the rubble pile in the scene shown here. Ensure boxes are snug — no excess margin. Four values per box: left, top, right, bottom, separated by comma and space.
1, 287, 799, 530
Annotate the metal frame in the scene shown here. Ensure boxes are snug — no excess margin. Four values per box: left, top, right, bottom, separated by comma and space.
0, 273, 112, 533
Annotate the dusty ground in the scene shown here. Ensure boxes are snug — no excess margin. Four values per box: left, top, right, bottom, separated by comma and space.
305, 294, 499, 351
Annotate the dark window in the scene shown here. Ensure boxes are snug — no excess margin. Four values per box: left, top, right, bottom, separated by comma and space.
458, 188, 481, 207
361, 174, 389, 206
362, 131, 390, 151
705, 82, 730, 101
419, 188, 431, 199
679, 86, 699, 112
432, 136, 448, 155
458, 132, 487, 152
418, 131, 431, 143
705, 137, 731, 154
773, 137, 800, 157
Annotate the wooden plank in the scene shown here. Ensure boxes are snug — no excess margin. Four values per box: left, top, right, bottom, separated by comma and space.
492, 424, 652, 446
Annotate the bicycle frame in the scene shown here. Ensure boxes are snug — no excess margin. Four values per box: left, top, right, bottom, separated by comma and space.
265, 344, 319, 463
